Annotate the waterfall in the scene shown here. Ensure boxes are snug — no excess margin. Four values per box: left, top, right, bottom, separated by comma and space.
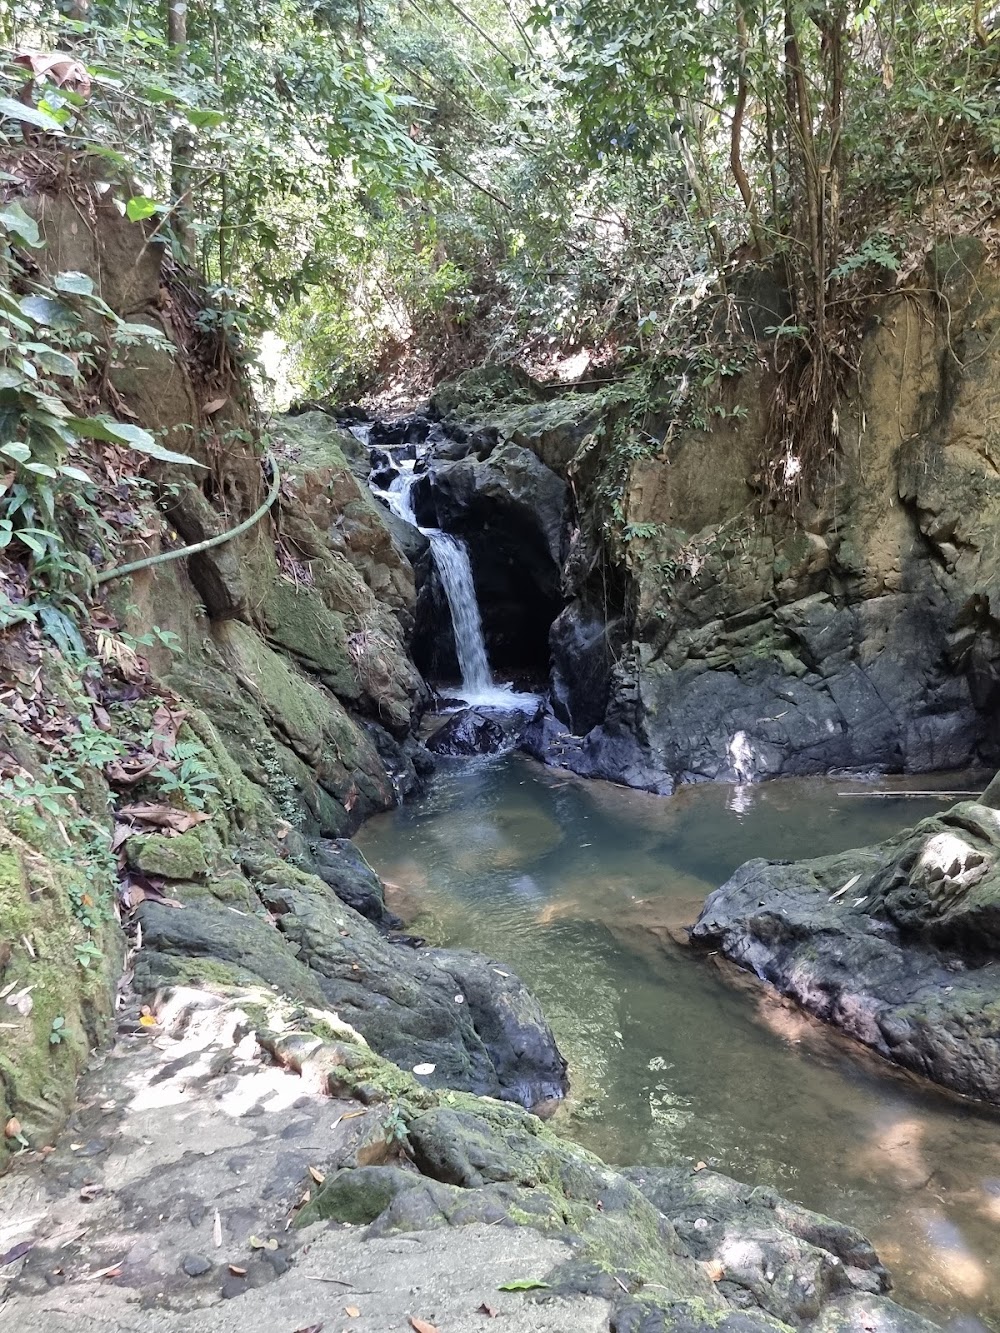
384, 468, 493, 698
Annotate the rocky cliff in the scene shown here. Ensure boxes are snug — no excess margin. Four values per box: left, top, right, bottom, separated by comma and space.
427, 242, 1000, 792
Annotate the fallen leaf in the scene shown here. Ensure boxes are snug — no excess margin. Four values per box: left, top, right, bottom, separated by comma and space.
1, 1241, 32, 1265
477, 1303, 499, 1317
705, 1260, 725, 1282
118, 804, 211, 833
693, 1161, 707, 1172
213, 1209, 222, 1247
498, 1278, 549, 1291
85, 1262, 123, 1280
228, 1264, 247, 1276
829, 873, 862, 902
309, 1165, 326, 1184
249, 1235, 265, 1249
345, 1306, 361, 1318
409, 1320, 439, 1333
139, 1015, 158, 1028
203, 396, 228, 415
4, 1117, 21, 1138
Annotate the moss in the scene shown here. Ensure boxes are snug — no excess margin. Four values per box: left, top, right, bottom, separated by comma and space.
259, 582, 358, 701
0, 825, 119, 1161
164, 958, 248, 989
126, 831, 208, 880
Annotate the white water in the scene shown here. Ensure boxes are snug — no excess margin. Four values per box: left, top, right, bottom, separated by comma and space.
380, 466, 534, 709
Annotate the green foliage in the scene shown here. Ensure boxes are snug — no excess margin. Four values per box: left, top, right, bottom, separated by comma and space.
0, 172, 200, 584
153, 739, 220, 811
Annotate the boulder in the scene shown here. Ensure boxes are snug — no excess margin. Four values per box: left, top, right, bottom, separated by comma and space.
690, 796, 1000, 1103
426, 708, 506, 756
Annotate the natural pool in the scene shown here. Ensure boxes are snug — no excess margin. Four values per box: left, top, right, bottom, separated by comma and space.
356, 753, 1000, 1331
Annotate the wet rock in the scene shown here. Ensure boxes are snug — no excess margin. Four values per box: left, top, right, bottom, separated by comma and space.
550, 601, 623, 735
181, 1253, 212, 1277
624, 1167, 889, 1324
311, 838, 402, 929
690, 797, 1000, 1103
368, 446, 398, 489
426, 708, 506, 756
424, 444, 567, 674
138, 856, 568, 1108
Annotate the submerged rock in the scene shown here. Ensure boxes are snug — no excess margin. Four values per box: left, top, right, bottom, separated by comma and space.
690, 796, 1000, 1103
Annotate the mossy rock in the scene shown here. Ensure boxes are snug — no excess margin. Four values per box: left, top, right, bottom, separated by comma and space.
270, 411, 360, 473
431, 364, 541, 419
126, 831, 209, 880
0, 826, 120, 1172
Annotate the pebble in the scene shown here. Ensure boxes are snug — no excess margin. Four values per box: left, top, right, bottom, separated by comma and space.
182, 1253, 213, 1277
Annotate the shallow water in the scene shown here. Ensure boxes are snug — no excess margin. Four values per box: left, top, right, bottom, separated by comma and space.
356, 756, 1000, 1330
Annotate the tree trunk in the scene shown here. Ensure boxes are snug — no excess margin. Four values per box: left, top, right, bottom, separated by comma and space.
167, 0, 194, 261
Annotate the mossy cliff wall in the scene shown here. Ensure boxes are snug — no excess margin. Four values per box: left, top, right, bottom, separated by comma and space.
0, 190, 438, 1163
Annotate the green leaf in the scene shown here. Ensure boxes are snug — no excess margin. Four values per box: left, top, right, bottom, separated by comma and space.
38, 603, 86, 659
58, 465, 94, 483
125, 196, 160, 222
1, 443, 31, 463
33, 349, 78, 377
66, 416, 204, 466
498, 1279, 551, 1291
0, 97, 65, 134
19, 295, 76, 329
185, 108, 225, 129
54, 271, 95, 297
24, 461, 58, 477
0, 201, 42, 248
0, 368, 26, 392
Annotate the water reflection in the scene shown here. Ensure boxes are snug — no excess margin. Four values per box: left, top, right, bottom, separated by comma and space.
357, 756, 1000, 1329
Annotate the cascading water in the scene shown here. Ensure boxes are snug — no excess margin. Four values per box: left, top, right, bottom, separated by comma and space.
382, 466, 495, 701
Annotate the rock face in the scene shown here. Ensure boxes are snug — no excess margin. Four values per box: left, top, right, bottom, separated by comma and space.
437, 241, 1000, 792
0, 985, 937, 1333
421, 442, 567, 676
690, 796, 1000, 1103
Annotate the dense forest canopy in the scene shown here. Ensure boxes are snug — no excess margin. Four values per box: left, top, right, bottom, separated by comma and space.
1, 0, 998, 484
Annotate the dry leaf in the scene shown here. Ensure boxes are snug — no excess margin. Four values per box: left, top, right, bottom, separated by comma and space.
85, 1262, 123, 1280
139, 1015, 158, 1028
4, 1117, 21, 1139
228, 1264, 247, 1276
345, 1306, 361, 1318
477, 1303, 499, 1317
203, 396, 228, 415
0, 1241, 32, 1266
308, 1165, 326, 1184
409, 1320, 440, 1333
693, 1161, 707, 1172
15, 50, 91, 96
705, 1260, 725, 1283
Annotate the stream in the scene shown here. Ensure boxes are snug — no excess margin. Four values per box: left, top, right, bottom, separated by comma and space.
356, 755, 1000, 1331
